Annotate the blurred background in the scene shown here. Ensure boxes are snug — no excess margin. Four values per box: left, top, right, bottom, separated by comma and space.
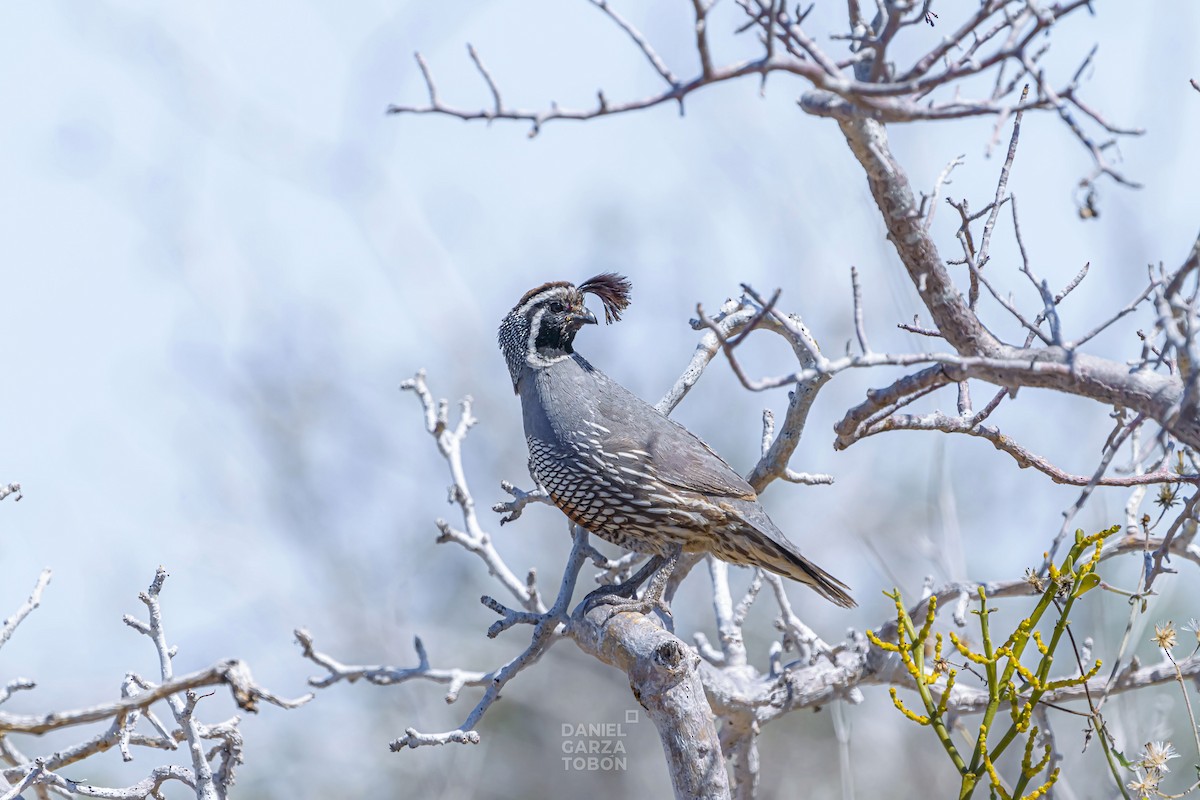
1, 1, 1198, 797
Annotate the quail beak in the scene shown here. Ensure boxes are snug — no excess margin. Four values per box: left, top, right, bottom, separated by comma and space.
567, 306, 598, 329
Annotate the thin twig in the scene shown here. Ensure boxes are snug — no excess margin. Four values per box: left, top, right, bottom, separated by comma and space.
0, 571, 51, 651
466, 44, 502, 117
979, 85, 1029, 262
851, 267, 870, 355
587, 0, 679, 86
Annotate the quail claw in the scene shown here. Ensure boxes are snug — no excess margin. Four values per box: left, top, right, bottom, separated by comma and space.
577, 547, 681, 631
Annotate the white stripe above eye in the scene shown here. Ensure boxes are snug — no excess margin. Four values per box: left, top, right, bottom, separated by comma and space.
513, 286, 574, 321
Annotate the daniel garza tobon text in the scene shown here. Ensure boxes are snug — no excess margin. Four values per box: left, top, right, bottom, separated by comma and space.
560, 722, 631, 771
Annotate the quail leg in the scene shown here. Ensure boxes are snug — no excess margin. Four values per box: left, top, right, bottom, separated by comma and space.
579, 545, 683, 628
580, 554, 663, 608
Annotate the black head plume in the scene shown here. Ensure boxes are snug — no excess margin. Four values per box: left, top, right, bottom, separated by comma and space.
578, 273, 632, 324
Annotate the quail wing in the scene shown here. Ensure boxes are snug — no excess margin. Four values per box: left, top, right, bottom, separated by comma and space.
590, 368, 757, 500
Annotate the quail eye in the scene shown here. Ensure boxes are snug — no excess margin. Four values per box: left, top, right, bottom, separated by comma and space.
548, 301, 566, 314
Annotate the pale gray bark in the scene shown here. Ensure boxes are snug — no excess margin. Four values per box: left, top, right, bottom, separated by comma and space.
572, 606, 731, 800
0, 569, 309, 799
815, 108, 1200, 448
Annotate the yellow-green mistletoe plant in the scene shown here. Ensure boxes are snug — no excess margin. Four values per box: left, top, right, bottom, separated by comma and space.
867, 525, 1119, 800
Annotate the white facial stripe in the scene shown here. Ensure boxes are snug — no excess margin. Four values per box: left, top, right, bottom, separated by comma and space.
512, 286, 573, 321
526, 307, 546, 357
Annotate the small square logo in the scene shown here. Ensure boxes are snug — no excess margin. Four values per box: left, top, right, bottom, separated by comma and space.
625, 709, 639, 724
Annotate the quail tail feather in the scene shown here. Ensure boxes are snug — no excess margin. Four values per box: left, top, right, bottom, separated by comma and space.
724, 500, 856, 608
772, 541, 856, 608
746, 529, 856, 608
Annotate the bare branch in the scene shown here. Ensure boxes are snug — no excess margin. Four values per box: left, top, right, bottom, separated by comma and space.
0, 679, 35, 707
413, 52, 438, 107
1069, 278, 1156, 348
708, 559, 750, 669
898, 317, 943, 338
492, 480, 551, 525
0, 660, 307, 738
586, 0, 679, 86
979, 84, 1029, 263
295, 628, 489, 700
850, 266, 870, 355
1146, 491, 1200, 590
759, 409, 832, 485
656, 298, 742, 415
764, 573, 834, 666
390, 55, 819, 137
390, 0, 1139, 188
572, 585, 731, 799
965, 252, 1053, 345
848, 405, 1197, 488
6, 762, 200, 800
924, 154, 965, 230
1011, 196, 1064, 344
705, 569, 1200, 732
466, 44, 502, 117
1047, 413, 1145, 564
389, 527, 586, 751
0, 570, 50, 651
402, 370, 544, 612
586, 548, 648, 585
1163, 229, 1200, 302
688, 291, 832, 491
691, 0, 716, 79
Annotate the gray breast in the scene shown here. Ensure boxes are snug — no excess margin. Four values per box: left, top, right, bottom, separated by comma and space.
516, 356, 718, 552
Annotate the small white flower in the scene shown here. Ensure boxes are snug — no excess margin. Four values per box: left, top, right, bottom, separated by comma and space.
1141, 740, 1179, 773
1127, 768, 1160, 796
1153, 621, 1177, 650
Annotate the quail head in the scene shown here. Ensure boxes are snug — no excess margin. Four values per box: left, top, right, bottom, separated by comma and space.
497, 274, 854, 608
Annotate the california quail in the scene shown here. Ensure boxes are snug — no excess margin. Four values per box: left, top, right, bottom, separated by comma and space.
498, 274, 854, 608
